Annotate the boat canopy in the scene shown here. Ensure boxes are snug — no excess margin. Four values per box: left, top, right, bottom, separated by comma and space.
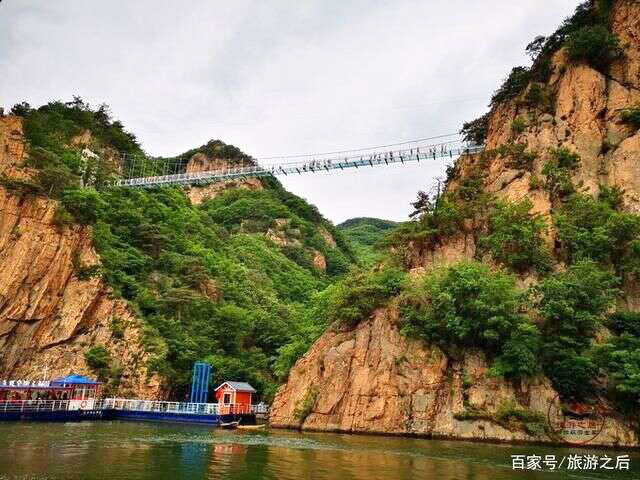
51, 374, 101, 386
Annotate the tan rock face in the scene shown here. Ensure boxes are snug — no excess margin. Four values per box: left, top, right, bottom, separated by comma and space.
186, 177, 262, 205
312, 251, 326, 271
270, 310, 637, 446
0, 116, 33, 182
0, 187, 161, 397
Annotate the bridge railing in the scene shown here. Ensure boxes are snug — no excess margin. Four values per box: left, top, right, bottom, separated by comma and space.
114, 140, 485, 188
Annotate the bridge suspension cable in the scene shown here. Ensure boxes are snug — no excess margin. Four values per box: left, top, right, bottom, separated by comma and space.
115, 135, 484, 189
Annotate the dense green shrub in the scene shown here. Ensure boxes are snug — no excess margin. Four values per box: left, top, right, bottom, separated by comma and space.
511, 117, 527, 135
593, 334, 640, 409
621, 105, 640, 129
536, 260, 619, 399
460, 113, 490, 145
381, 194, 465, 253
490, 67, 532, 107
565, 25, 621, 71
401, 262, 540, 379
522, 83, 555, 113
482, 199, 552, 274
496, 142, 537, 171
110, 317, 125, 340
61, 189, 108, 225
85, 345, 111, 379
203, 186, 353, 276
542, 147, 581, 200
329, 266, 407, 328
606, 311, 640, 337
294, 387, 318, 422
52, 206, 74, 229
554, 192, 640, 277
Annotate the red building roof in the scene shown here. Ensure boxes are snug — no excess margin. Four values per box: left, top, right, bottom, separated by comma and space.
214, 381, 256, 393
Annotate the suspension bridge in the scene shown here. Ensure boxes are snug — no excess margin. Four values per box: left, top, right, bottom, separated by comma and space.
115, 135, 484, 189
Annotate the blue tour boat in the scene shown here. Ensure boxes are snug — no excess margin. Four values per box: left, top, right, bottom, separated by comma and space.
0, 373, 267, 425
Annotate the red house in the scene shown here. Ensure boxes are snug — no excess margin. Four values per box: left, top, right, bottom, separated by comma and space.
214, 381, 256, 414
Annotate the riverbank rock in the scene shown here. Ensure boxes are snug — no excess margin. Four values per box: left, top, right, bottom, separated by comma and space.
270, 309, 638, 447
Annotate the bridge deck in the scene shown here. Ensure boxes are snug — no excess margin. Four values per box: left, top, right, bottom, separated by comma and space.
116, 141, 484, 188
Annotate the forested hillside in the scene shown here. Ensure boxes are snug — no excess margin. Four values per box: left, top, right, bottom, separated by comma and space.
337, 217, 398, 265
0, 99, 355, 400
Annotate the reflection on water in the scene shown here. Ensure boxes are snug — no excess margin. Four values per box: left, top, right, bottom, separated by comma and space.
0, 421, 638, 480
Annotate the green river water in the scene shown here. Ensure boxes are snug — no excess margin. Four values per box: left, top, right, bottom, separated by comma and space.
0, 422, 638, 479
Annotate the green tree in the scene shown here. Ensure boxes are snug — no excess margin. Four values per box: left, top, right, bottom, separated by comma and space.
536, 260, 619, 399
401, 262, 540, 379
565, 25, 621, 71
482, 199, 552, 273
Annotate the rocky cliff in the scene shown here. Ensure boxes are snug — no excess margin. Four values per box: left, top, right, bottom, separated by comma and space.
0, 116, 161, 397
270, 0, 640, 446
270, 309, 636, 445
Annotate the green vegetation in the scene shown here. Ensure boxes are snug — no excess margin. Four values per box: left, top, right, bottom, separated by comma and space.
110, 317, 125, 340
510, 117, 527, 135
294, 387, 318, 422
536, 261, 619, 399
482, 199, 552, 274
202, 183, 353, 276
621, 105, 640, 129
555, 189, 640, 278
496, 142, 537, 171
401, 262, 539, 379
382, 195, 463, 256
490, 67, 533, 107
169, 140, 255, 170
593, 334, 640, 406
542, 147, 581, 200
565, 24, 621, 71
460, 113, 489, 145
522, 83, 555, 113
455, 401, 551, 438
85, 345, 111, 378
337, 217, 398, 265
495, 400, 552, 437
606, 311, 640, 337
383, 164, 490, 263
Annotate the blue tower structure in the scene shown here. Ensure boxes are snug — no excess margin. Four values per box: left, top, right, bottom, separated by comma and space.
189, 362, 211, 403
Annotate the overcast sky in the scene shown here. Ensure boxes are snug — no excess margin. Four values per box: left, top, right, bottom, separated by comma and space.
0, 1, 580, 223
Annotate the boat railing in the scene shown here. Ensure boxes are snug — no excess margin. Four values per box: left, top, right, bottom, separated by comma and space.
103, 398, 221, 415
103, 398, 269, 415
0, 399, 71, 412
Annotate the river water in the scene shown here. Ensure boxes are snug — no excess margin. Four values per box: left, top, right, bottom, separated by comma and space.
0, 422, 638, 479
